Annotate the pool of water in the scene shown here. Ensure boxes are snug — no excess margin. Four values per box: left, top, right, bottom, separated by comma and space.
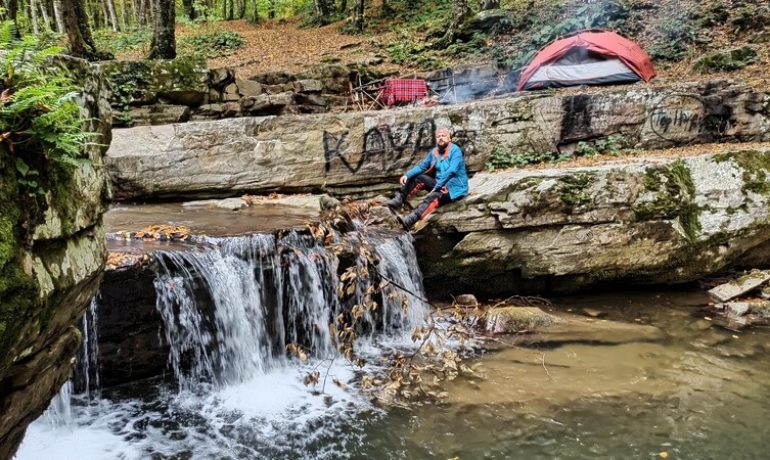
16, 290, 770, 460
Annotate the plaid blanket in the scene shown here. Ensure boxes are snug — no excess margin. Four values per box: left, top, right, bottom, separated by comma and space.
378, 79, 428, 106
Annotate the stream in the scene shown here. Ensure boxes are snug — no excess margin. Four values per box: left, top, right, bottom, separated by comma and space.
13, 205, 770, 460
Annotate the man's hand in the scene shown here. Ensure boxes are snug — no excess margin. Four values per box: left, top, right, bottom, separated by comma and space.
400, 175, 408, 186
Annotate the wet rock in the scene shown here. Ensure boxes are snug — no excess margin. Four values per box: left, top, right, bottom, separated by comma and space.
319, 194, 341, 210
485, 307, 560, 334
456, 294, 479, 308
725, 301, 750, 317
508, 315, 665, 346
582, 308, 607, 318
182, 197, 247, 210
708, 271, 770, 302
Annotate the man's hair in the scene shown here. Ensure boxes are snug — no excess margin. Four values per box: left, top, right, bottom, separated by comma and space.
435, 127, 452, 136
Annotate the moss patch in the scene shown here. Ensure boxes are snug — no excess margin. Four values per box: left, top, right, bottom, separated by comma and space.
0, 164, 40, 370
558, 173, 593, 211
634, 160, 700, 242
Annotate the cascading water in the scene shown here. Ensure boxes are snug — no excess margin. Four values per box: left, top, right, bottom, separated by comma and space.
15, 229, 429, 460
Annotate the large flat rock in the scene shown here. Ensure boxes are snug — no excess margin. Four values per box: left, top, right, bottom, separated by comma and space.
106, 80, 770, 200
417, 148, 770, 294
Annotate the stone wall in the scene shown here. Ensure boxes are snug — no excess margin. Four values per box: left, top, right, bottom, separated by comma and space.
100, 59, 330, 127
0, 57, 111, 460
106, 80, 770, 201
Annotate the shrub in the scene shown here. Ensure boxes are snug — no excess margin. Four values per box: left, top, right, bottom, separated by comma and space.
486, 146, 569, 171
179, 30, 245, 58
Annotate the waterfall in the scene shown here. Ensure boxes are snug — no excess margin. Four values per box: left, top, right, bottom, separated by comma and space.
75, 298, 101, 399
151, 230, 429, 390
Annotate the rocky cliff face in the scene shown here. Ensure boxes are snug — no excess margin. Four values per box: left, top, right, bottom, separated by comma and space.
418, 148, 770, 295
105, 80, 770, 201
0, 57, 111, 460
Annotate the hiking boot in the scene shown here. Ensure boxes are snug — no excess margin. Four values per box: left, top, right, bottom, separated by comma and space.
384, 192, 405, 210
399, 212, 420, 230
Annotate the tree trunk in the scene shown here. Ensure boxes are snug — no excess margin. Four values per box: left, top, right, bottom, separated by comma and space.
237, 0, 245, 19
39, 0, 52, 31
100, 0, 111, 29
227, 0, 234, 19
338, 0, 346, 14
30, 0, 40, 34
132, 0, 141, 25
181, 0, 196, 20
146, 0, 153, 25
442, 0, 469, 45
479, 0, 499, 9
118, 0, 128, 29
353, 0, 364, 32
60, 0, 110, 59
221, 0, 227, 19
148, 0, 175, 58
52, 0, 65, 32
106, 0, 119, 30
268, 0, 275, 18
250, 0, 258, 22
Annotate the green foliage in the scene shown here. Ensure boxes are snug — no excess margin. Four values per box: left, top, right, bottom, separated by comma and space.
178, 30, 245, 58
486, 145, 569, 171
575, 134, 628, 158
646, 12, 697, 62
693, 46, 758, 73
386, 33, 446, 69
94, 28, 152, 55
0, 22, 92, 191
505, 0, 631, 68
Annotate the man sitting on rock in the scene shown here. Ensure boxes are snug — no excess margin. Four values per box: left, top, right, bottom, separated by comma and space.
384, 127, 469, 229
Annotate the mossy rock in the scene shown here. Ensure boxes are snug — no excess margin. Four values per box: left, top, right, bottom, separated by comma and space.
693, 46, 757, 73
485, 306, 560, 334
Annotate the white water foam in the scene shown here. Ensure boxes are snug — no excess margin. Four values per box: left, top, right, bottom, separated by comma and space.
17, 230, 426, 460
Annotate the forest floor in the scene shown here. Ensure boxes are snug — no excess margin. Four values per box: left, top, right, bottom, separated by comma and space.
181, 4, 770, 91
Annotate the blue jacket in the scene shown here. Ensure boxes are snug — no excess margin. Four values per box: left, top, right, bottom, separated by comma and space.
405, 143, 469, 200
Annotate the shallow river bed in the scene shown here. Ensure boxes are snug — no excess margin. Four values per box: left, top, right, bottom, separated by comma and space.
16, 290, 770, 460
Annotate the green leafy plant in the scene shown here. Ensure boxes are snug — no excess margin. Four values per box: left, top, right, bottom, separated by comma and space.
486, 145, 569, 171
575, 134, 628, 158
0, 22, 93, 197
94, 28, 152, 55
179, 30, 245, 58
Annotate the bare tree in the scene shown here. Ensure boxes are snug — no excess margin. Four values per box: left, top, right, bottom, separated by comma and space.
118, 0, 128, 29
106, 0, 118, 30
353, 0, 364, 32
148, 0, 175, 58
29, 0, 40, 34
39, 0, 52, 31
52, 0, 65, 32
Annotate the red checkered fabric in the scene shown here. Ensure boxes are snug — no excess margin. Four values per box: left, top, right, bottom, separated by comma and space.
378, 79, 428, 106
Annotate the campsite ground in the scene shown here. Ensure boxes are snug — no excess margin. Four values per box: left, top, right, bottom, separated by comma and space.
193, 0, 770, 89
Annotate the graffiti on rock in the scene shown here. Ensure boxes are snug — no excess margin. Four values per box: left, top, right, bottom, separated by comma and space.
323, 120, 436, 173
648, 94, 706, 141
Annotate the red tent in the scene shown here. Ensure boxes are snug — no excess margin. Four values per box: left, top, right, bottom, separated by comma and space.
517, 30, 656, 91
